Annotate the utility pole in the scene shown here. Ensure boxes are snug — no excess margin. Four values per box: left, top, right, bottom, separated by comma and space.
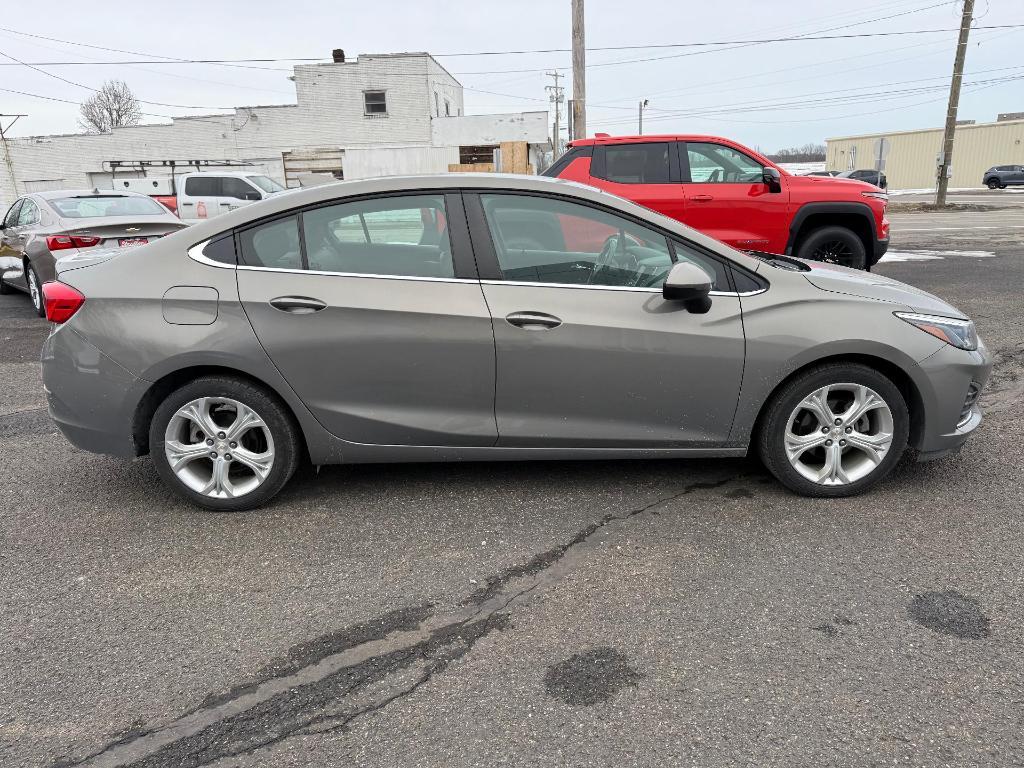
638, 99, 649, 135
935, 0, 974, 206
546, 71, 565, 159
0, 114, 25, 199
571, 0, 586, 139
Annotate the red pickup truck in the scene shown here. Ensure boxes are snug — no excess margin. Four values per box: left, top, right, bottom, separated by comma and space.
543, 134, 889, 270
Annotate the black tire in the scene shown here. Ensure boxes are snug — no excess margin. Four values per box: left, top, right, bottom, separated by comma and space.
149, 376, 301, 512
795, 226, 867, 270
26, 263, 45, 317
757, 362, 910, 498
986, 178, 1001, 190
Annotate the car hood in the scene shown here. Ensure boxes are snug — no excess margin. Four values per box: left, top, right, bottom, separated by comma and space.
800, 260, 968, 318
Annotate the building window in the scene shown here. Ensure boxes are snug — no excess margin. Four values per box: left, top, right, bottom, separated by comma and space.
434, 92, 440, 116
364, 90, 387, 116
459, 145, 497, 164
444, 99, 451, 116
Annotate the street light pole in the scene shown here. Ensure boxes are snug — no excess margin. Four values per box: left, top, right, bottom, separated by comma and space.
638, 99, 648, 135
935, 0, 974, 206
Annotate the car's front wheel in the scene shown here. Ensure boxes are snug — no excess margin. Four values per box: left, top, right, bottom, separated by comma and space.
149, 376, 301, 511
795, 226, 867, 270
757, 363, 910, 497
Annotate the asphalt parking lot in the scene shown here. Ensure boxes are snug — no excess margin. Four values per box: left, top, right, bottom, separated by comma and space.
2, 197, 1023, 768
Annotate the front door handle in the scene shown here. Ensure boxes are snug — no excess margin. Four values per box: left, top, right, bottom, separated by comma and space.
270, 296, 327, 314
691, 194, 714, 202
505, 311, 561, 330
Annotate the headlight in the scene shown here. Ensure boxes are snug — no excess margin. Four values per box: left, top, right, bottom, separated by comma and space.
862, 191, 888, 200
895, 312, 978, 351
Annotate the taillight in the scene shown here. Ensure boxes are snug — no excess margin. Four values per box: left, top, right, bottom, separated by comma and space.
46, 234, 102, 251
41, 281, 85, 323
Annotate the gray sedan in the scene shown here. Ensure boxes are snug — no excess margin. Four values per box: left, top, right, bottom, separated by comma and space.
40, 175, 991, 511
1, 189, 186, 315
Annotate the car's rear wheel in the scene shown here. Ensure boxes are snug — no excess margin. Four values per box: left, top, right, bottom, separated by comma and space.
149, 376, 300, 511
26, 264, 45, 317
986, 178, 1002, 190
757, 363, 910, 497
795, 226, 867, 270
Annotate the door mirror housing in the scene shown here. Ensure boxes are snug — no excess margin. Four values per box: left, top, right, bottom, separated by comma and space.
763, 166, 782, 193
663, 261, 713, 313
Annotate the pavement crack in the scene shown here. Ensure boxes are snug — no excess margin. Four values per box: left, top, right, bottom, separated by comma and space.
53, 474, 738, 768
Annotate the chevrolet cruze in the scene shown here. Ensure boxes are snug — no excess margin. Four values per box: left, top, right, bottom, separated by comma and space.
40, 175, 990, 511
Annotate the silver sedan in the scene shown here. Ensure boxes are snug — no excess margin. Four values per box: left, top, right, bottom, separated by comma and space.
1, 189, 185, 315
40, 174, 990, 511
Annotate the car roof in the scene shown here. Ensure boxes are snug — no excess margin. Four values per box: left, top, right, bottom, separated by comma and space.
569, 134, 740, 146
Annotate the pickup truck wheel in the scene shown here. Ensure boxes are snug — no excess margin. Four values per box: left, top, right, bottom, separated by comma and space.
796, 226, 867, 270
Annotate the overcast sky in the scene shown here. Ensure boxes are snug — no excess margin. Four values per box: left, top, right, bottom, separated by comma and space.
1, 0, 1022, 150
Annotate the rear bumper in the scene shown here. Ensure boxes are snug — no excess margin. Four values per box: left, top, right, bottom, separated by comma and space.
912, 340, 992, 458
41, 324, 146, 457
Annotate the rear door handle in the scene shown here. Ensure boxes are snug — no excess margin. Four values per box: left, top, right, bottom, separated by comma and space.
691, 194, 714, 202
505, 311, 561, 330
270, 296, 327, 314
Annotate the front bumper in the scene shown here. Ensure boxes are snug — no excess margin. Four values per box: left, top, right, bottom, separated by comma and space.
869, 237, 889, 267
912, 340, 992, 460
41, 324, 146, 457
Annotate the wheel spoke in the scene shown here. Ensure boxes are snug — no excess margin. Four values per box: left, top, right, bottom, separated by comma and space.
817, 443, 850, 485
800, 386, 835, 427
164, 440, 210, 471
842, 385, 885, 425
226, 402, 266, 441
231, 447, 274, 480
784, 430, 829, 460
179, 398, 221, 438
845, 430, 892, 464
200, 456, 235, 498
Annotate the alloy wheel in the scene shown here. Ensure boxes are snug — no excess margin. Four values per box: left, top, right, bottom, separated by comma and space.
811, 240, 854, 265
163, 397, 275, 499
784, 383, 894, 486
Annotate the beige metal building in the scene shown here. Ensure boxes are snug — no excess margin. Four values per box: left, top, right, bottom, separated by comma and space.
825, 117, 1024, 190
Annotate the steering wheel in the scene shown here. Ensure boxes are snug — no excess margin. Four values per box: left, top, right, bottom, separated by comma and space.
589, 234, 621, 284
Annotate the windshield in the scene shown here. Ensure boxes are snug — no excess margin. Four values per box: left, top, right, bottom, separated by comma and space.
248, 175, 285, 193
49, 195, 168, 218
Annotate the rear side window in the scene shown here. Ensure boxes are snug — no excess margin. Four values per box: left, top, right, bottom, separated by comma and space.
594, 143, 672, 184
202, 235, 237, 265
184, 177, 220, 196
238, 216, 302, 270
302, 194, 453, 278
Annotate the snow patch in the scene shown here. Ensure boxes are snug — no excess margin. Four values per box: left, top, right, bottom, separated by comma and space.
880, 249, 996, 263
778, 161, 826, 175
0, 256, 21, 271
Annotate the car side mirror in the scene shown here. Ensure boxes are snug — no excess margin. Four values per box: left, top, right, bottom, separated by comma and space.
763, 166, 782, 193
663, 261, 713, 313
243, 191, 262, 201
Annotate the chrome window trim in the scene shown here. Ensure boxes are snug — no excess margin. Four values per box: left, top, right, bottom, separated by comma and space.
479, 279, 765, 297
188, 239, 476, 283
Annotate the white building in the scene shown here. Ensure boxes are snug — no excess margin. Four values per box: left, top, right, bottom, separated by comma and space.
0, 51, 550, 203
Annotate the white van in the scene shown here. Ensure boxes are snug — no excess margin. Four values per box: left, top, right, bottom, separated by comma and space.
112, 172, 286, 220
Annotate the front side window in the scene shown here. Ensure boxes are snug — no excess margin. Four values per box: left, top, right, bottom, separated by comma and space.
221, 177, 260, 200
670, 239, 727, 291
248, 175, 284, 194
480, 193, 672, 288
364, 90, 387, 116
686, 142, 764, 184
302, 194, 453, 278
3, 200, 23, 228
18, 199, 40, 225
48, 195, 166, 218
238, 215, 302, 270
595, 143, 671, 184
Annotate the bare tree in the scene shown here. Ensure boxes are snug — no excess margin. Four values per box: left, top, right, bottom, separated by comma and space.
79, 80, 142, 133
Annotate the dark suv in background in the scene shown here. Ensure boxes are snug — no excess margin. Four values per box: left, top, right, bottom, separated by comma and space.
983, 165, 1024, 189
